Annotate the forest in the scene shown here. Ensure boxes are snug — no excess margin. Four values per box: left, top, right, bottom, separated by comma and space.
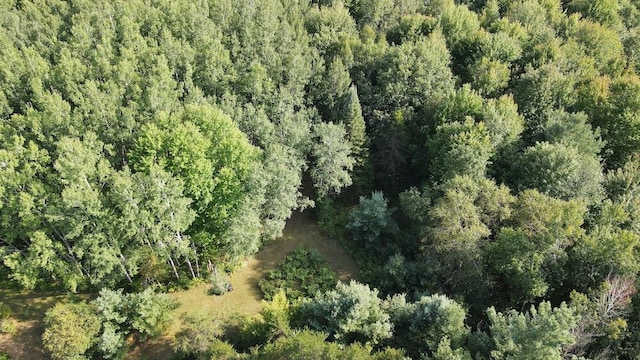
1, 0, 640, 358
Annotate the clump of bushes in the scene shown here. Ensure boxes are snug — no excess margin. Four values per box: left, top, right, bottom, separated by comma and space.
209, 268, 233, 296
0, 302, 15, 335
259, 248, 337, 301
0, 303, 10, 319
42, 288, 177, 360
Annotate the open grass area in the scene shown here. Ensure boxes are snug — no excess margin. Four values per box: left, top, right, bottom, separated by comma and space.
0, 210, 358, 360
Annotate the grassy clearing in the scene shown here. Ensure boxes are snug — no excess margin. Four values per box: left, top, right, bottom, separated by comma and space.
0, 210, 358, 360
128, 210, 358, 359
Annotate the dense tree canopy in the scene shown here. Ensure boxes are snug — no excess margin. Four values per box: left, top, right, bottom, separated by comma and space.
3, 0, 640, 359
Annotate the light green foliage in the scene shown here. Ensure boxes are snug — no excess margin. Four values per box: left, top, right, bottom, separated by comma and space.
42, 302, 101, 360
366, 32, 454, 114
95, 289, 128, 326
237, 291, 293, 350
567, 0, 622, 28
3, 0, 640, 357
488, 302, 579, 360
128, 288, 178, 340
510, 190, 586, 248
98, 322, 126, 360
42, 289, 177, 360
305, 2, 358, 59
604, 155, 640, 231
482, 95, 525, 151
512, 142, 604, 204
425, 176, 513, 298
426, 0, 481, 47
594, 75, 640, 169
542, 110, 605, 157
259, 144, 306, 241
514, 64, 578, 139
565, 18, 625, 75
432, 337, 473, 360
209, 268, 232, 296
132, 105, 259, 235
259, 248, 337, 301
310, 122, 356, 197
252, 329, 403, 360
0, 0, 321, 288
427, 118, 494, 184
383, 293, 470, 358
298, 280, 393, 345
427, 176, 513, 253
485, 190, 585, 304
434, 85, 486, 126
469, 57, 511, 97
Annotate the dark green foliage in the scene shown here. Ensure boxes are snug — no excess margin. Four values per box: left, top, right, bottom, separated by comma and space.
258, 248, 337, 301
317, 196, 350, 241
174, 314, 225, 359
384, 293, 471, 359
128, 288, 178, 340
346, 191, 399, 256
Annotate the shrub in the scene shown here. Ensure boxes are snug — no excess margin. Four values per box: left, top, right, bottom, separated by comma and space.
228, 291, 292, 352
317, 197, 350, 241
42, 302, 101, 360
128, 288, 179, 340
208, 339, 238, 359
174, 314, 222, 359
258, 248, 337, 301
209, 268, 233, 296
296, 280, 393, 345
0, 303, 11, 319
0, 319, 16, 335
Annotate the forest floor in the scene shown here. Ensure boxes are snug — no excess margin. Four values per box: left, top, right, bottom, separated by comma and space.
0, 209, 358, 360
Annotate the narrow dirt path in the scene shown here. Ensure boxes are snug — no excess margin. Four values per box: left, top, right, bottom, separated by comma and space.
127, 209, 358, 359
